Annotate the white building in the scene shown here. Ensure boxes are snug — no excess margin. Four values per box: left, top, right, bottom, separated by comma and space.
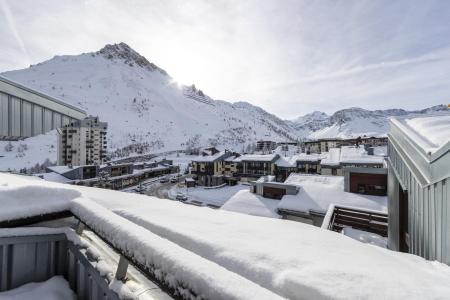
57, 116, 107, 166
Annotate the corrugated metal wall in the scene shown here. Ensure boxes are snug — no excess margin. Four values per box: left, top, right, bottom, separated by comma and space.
388, 142, 450, 264
0, 91, 75, 139
0, 234, 119, 300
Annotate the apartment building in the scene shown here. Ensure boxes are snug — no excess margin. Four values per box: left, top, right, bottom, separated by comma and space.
256, 140, 277, 152
190, 151, 234, 186
57, 116, 107, 166
235, 154, 280, 180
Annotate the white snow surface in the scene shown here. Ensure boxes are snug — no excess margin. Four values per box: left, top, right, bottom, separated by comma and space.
403, 114, 450, 153
220, 189, 280, 218
0, 131, 57, 171
280, 174, 387, 214
342, 227, 387, 248
0, 276, 75, 300
2, 43, 297, 154
174, 184, 248, 207
1, 173, 450, 299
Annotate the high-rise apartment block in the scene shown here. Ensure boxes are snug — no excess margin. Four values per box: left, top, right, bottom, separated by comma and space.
57, 116, 107, 166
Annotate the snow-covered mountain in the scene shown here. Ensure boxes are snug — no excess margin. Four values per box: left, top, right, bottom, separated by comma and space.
290, 105, 449, 139
2, 43, 298, 155
1, 42, 448, 170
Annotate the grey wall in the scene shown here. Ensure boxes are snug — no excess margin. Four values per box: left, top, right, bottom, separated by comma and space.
388, 141, 450, 264
0, 91, 78, 139
0, 234, 119, 299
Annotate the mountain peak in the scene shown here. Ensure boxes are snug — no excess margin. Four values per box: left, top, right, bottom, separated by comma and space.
97, 42, 169, 76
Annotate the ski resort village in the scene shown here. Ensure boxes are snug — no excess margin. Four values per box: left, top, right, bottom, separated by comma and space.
1, 2, 450, 299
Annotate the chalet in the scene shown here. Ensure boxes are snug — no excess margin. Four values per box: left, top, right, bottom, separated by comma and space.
274, 156, 297, 181
387, 114, 450, 264
191, 151, 234, 186
234, 154, 280, 181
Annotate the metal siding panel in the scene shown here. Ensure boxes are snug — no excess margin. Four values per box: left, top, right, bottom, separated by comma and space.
11, 97, 21, 137
34, 241, 50, 282
62, 115, 70, 126
387, 164, 400, 250
446, 179, 450, 264
53, 112, 62, 129
0, 92, 8, 136
43, 108, 53, 133
429, 184, 436, 260
435, 181, 442, 261
33, 105, 43, 135
423, 186, 429, 259
21, 101, 32, 137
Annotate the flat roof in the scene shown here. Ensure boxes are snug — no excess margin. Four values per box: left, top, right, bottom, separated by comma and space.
394, 114, 450, 155
0, 75, 86, 117
279, 173, 387, 214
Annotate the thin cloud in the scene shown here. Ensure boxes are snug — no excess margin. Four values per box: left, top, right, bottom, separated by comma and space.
0, 0, 30, 64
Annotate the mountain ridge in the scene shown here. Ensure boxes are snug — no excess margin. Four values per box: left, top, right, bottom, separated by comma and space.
2, 42, 449, 152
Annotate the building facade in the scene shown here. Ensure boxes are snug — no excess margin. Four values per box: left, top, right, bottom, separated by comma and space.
256, 140, 277, 152
57, 116, 108, 166
0, 76, 86, 140
387, 115, 450, 264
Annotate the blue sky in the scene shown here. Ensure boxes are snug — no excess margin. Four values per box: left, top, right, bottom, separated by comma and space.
1, 0, 449, 118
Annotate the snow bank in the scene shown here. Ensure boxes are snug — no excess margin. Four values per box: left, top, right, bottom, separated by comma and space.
70, 198, 282, 300
342, 227, 387, 248
404, 115, 450, 153
1, 173, 450, 299
174, 184, 248, 207
0, 276, 75, 300
221, 190, 280, 218
0, 182, 80, 222
115, 204, 450, 300
0, 131, 57, 172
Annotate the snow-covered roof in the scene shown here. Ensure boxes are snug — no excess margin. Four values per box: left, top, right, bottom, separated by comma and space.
191, 151, 229, 162
293, 153, 324, 162
274, 156, 296, 167
35, 172, 71, 183
320, 148, 341, 166
393, 114, 450, 154
339, 146, 384, 164
46, 165, 75, 174
2, 173, 450, 299
221, 190, 280, 218
279, 173, 387, 214
235, 154, 279, 162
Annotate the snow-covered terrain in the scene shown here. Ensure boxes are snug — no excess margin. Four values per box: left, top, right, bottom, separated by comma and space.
2, 173, 450, 300
0, 131, 57, 171
1, 42, 448, 171
2, 43, 298, 154
289, 105, 450, 139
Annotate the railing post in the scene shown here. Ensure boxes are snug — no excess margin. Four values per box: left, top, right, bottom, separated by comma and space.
115, 255, 129, 281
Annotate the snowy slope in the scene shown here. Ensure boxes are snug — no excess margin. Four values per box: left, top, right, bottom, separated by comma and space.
290, 105, 450, 139
2, 43, 298, 154
0, 131, 57, 171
